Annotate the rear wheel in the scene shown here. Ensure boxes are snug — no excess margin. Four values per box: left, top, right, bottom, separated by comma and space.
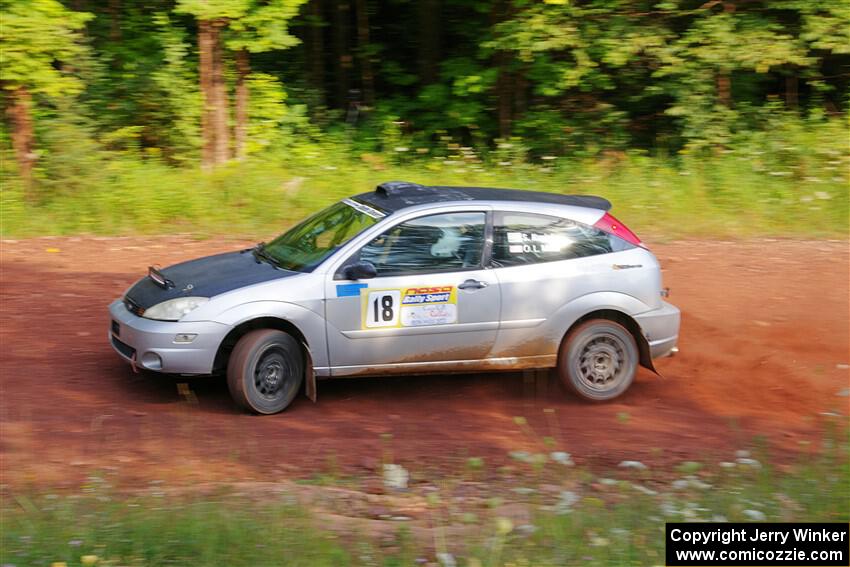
558, 319, 638, 401
227, 329, 304, 414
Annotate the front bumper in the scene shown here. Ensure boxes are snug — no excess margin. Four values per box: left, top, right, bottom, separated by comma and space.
108, 299, 230, 374
635, 300, 680, 359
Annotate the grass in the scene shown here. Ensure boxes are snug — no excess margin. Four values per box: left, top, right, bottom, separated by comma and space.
3, 435, 847, 567
3, 494, 351, 566
2, 144, 848, 240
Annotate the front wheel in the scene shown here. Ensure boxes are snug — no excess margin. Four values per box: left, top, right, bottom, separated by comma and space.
227, 329, 304, 414
558, 319, 638, 401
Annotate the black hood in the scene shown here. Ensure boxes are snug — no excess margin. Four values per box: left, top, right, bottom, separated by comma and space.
125, 250, 299, 309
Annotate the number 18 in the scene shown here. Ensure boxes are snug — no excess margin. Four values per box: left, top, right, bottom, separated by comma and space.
365, 290, 400, 328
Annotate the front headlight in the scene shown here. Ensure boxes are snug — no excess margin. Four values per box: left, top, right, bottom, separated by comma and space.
142, 297, 209, 321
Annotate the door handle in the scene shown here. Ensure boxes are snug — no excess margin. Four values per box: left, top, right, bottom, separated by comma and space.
458, 279, 488, 290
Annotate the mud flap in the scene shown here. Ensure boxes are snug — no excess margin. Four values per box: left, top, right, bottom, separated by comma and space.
303, 342, 317, 402
636, 333, 660, 377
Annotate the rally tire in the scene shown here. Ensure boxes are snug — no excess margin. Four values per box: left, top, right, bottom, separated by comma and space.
558, 319, 638, 402
227, 329, 304, 414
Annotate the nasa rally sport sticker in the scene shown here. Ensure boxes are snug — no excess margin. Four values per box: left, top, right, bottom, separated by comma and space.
361, 285, 458, 329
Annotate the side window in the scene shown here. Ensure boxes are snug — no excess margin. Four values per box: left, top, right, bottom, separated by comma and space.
358, 212, 486, 276
491, 212, 632, 267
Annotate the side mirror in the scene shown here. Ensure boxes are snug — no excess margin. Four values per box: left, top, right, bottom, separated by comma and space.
343, 261, 377, 280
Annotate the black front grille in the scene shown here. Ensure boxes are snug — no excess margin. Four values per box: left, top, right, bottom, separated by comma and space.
124, 296, 145, 316
111, 335, 136, 359
111, 320, 120, 336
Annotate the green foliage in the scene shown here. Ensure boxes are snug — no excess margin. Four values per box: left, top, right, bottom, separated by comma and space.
78, 7, 201, 160
173, 0, 253, 21
490, 1, 611, 92
478, 0, 849, 152
227, 0, 307, 53
653, 8, 811, 148
244, 73, 295, 154
664, 12, 810, 75
0, 0, 848, 201
799, 1, 850, 55
150, 13, 204, 161
0, 0, 92, 96
2, 110, 847, 238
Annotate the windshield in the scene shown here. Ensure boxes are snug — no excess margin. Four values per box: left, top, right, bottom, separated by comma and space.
264, 200, 381, 272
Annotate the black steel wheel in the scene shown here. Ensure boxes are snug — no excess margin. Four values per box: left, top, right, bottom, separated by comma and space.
227, 329, 304, 414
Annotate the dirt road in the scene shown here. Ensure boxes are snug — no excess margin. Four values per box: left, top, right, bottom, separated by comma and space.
1, 237, 847, 488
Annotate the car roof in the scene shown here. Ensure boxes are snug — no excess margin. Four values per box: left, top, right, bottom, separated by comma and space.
352, 181, 612, 214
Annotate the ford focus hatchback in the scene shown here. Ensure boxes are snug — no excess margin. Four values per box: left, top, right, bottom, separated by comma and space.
109, 181, 680, 414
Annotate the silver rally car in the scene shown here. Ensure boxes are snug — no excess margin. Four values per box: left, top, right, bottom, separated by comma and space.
109, 181, 680, 414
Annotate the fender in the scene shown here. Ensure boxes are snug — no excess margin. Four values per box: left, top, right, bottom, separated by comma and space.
552, 291, 657, 372
213, 301, 329, 402
214, 300, 327, 358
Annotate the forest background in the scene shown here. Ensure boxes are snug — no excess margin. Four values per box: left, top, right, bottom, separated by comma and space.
1, 0, 848, 237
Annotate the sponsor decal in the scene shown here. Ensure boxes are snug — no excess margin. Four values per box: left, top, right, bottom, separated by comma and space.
336, 283, 369, 297
400, 285, 453, 305
361, 285, 458, 329
342, 198, 385, 219
505, 232, 570, 255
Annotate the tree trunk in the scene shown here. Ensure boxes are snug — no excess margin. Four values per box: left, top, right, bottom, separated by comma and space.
785, 74, 798, 109
417, 0, 441, 85
234, 49, 250, 160
496, 59, 512, 138
716, 71, 731, 108
198, 20, 215, 169
333, 0, 351, 109
514, 66, 527, 120
211, 20, 230, 165
106, 0, 122, 73
355, 0, 374, 107
7, 87, 35, 189
309, 0, 326, 105
491, 0, 512, 138
715, 0, 735, 108
108, 0, 121, 43
418, 0, 440, 85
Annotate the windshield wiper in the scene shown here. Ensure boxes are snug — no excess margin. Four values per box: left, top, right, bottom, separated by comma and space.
252, 243, 283, 269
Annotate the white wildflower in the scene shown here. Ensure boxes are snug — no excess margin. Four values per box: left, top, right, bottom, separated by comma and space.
550, 451, 573, 466
736, 458, 762, 468
382, 464, 409, 490
619, 460, 648, 470
632, 483, 658, 496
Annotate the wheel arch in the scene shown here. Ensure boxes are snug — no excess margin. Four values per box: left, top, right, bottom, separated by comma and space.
560, 309, 656, 373
213, 316, 317, 400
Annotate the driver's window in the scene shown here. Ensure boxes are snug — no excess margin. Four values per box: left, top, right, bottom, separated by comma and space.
359, 212, 485, 276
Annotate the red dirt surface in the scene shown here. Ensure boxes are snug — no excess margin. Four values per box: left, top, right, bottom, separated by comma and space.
1, 236, 848, 488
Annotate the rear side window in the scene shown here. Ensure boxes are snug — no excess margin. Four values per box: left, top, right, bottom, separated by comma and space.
358, 211, 486, 276
491, 212, 633, 268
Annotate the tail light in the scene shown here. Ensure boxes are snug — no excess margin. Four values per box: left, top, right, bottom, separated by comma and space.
593, 212, 643, 247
